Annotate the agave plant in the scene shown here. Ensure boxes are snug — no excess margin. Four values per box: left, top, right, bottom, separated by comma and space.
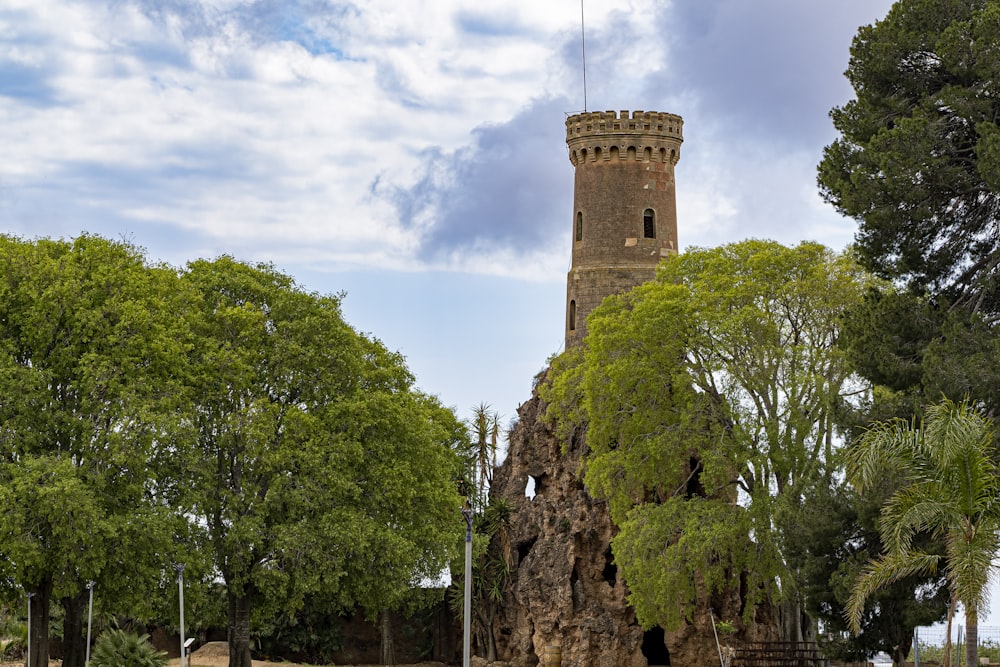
90, 629, 168, 667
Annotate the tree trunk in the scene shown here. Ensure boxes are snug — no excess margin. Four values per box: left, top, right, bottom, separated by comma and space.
227, 589, 253, 667
60, 588, 89, 667
27, 578, 52, 667
778, 598, 804, 642
380, 608, 395, 666
474, 607, 497, 663
893, 640, 909, 667
965, 605, 978, 667
484, 608, 497, 663
944, 593, 958, 667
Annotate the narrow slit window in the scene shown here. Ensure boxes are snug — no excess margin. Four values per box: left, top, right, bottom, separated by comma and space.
575, 212, 583, 242
643, 209, 656, 238
569, 300, 577, 331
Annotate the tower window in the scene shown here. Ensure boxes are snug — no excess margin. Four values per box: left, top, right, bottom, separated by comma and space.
643, 209, 656, 238
575, 212, 583, 242
569, 300, 577, 331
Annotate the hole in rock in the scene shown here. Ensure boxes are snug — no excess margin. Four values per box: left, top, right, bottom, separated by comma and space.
602, 547, 617, 587
517, 536, 537, 564
641, 627, 671, 665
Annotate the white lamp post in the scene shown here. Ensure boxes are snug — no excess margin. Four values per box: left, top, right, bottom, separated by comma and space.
85, 581, 95, 666
462, 508, 473, 667
26, 591, 34, 667
175, 564, 186, 667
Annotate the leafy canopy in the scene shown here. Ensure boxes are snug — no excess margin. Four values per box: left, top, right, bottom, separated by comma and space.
846, 398, 1000, 667
543, 240, 870, 630
818, 0, 1000, 312
178, 256, 465, 666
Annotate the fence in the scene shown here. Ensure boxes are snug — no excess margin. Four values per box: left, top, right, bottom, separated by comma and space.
913, 626, 1000, 667
732, 642, 825, 667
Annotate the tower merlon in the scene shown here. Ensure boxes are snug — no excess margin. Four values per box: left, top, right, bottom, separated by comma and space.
566, 110, 683, 167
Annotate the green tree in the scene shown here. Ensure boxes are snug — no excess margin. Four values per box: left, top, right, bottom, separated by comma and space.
0, 457, 105, 667
0, 235, 192, 667
542, 240, 870, 636
818, 0, 1000, 312
845, 398, 1000, 667
180, 257, 463, 667
789, 479, 947, 667
842, 289, 1000, 419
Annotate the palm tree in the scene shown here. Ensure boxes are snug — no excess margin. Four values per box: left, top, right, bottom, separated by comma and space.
845, 399, 1000, 667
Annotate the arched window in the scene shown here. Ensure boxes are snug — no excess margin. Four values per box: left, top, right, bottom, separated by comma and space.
643, 209, 656, 239
575, 212, 583, 242
568, 300, 577, 331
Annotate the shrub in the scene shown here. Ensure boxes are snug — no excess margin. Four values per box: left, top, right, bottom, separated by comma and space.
90, 629, 167, 667
1, 637, 26, 662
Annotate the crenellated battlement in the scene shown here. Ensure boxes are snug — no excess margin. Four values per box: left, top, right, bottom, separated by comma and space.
566, 109, 683, 165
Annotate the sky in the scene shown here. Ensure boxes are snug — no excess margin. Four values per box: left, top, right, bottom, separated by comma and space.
0, 0, 899, 423
4, 0, 1000, 633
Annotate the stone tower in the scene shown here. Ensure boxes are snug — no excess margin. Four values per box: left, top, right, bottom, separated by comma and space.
564, 110, 683, 347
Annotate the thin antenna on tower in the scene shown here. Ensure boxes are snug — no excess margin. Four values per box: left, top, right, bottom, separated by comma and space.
580, 0, 588, 112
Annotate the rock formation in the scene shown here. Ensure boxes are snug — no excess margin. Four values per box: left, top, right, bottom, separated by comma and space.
489, 375, 776, 667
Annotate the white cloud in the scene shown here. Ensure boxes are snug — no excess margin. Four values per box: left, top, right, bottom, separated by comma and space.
0, 0, 897, 280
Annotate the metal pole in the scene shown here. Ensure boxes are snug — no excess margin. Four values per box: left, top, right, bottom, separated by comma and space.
710, 609, 725, 667
462, 508, 473, 667
914, 627, 919, 667
580, 0, 588, 112
176, 565, 186, 667
85, 581, 95, 666
26, 592, 33, 667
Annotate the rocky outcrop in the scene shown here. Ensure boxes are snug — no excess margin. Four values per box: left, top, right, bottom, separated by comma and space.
489, 376, 776, 667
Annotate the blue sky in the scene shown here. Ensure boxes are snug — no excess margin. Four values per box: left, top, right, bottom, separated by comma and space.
5, 0, 1000, 631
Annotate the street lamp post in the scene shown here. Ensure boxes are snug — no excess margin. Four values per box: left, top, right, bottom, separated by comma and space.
462, 508, 473, 667
85, 581, 95, 666
175, 565, 186, 667
26, 591, 34, 667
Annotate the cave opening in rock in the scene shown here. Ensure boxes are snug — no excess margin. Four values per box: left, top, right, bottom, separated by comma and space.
570, 563, 581, 612
517, 536, 538, 564
641, 626, 671, 665
532, 473, 546, 496
602, 546, 617, 587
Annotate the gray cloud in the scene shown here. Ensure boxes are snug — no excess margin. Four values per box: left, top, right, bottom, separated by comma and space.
454, 8, 540, 39
644, 0, 895, 148
381, 96, 573, 262
378, 1, 898, 263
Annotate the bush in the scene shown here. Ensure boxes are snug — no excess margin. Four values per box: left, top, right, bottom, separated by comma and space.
90, 629, 167, 667
1, 637, 26, 662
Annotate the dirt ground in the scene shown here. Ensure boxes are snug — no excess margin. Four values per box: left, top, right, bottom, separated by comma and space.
1, 659, 447, 667
0, 641, 450, 667
0, 663, 445, 667
169, 641, 450, 666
